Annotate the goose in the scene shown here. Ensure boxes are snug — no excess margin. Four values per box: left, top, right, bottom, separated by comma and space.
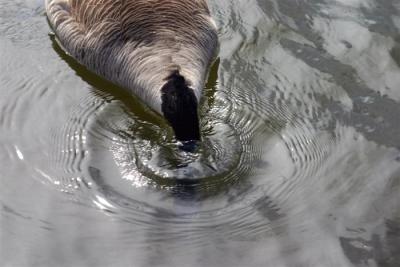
45, 0, 218, 144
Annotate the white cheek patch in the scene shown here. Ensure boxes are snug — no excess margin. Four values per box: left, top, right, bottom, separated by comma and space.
209, 17, 218, 30
203, 14, 218, 30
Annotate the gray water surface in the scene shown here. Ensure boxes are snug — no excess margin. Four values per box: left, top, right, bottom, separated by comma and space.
1, 0, 400, 266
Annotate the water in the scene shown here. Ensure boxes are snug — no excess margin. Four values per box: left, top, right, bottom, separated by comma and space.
1, 0, 400, 266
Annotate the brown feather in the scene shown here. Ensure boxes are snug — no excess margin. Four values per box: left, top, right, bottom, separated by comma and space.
46, 0, 218, 114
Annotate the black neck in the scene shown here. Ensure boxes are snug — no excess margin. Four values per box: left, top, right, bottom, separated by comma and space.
161, 71, 200, 142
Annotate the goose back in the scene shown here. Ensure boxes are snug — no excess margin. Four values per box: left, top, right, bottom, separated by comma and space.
45, 0, 218, 114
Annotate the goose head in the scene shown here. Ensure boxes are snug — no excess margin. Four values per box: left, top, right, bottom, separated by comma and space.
161, 70, 200, 150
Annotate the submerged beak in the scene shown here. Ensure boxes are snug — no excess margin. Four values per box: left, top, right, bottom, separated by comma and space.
179, 140, 199, 153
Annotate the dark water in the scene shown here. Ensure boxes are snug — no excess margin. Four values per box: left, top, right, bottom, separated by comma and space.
1, 0, 400, 266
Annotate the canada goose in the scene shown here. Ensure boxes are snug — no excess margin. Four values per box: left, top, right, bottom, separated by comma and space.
45, 0, 218, 143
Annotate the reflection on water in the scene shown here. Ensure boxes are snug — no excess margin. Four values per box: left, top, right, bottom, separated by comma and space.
1, 0, 400, 266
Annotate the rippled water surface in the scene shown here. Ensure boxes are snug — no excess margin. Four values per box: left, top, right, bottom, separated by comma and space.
1, 0, 400, 266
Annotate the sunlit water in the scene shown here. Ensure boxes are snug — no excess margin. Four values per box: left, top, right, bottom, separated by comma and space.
1, 0, 400, 266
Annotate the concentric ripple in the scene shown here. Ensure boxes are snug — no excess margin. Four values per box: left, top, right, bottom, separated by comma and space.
3, 1, 341, 238
50, 66, 254, 211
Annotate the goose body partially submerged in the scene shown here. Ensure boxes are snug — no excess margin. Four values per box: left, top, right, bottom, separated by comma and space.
45, 0, 218, 141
